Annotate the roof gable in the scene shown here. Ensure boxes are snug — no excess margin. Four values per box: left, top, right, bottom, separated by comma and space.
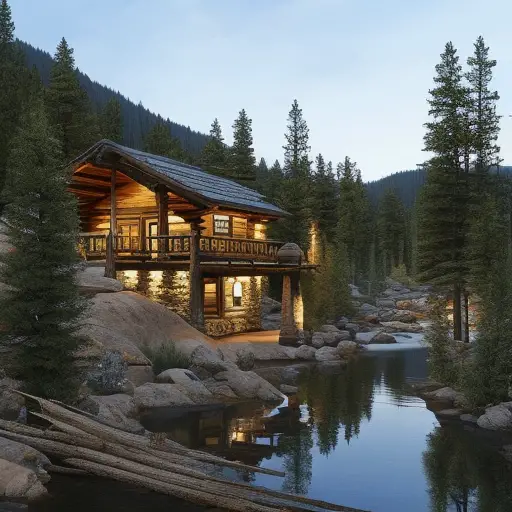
72, 140, 288, 218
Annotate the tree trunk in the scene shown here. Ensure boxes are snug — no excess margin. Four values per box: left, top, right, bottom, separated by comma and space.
453, 283, 462, 341
463, 290, 470, 343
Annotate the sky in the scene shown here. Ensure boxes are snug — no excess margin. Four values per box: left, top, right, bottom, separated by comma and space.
10, 0, 512, 181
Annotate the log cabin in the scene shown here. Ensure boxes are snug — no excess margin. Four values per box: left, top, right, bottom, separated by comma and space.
69, 140, 315, 345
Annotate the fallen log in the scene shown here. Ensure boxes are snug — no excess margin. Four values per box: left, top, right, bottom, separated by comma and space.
47, 464, 89, 476
64, 458, 280, 512
14, 390, 284, 477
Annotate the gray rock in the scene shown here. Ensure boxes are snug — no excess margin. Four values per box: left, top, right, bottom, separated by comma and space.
80, 393, 144, 434
261, 313, 281, 331
211, 369, 284, 402
436, 408, 465, 418
280, 384, 299, 395
190, 345, 230, 375
396, 297, 429, 313
0, 438, 50, 483
335, 317, 349, 330
314, 346, 340, 362
349, 284, 363, 298
359, 303, 378, 314
376, 298, 396, 308
477, 402, 512, 431
319, 324, 340, 333
202, 379, 238, 400
235, 348, 256, 371
370, 332, 397, 344
378, 309, 396, 322
187, 364, 212, 381
393, 291, 425, 301
336, 340, 358, 358
380, 321, 423, 333
311, 332, 325, 349
0, 459, 47, 501
355, 331, 379, 344
76, 266, 123, 295
345, 323, 360, 333
390, 310, 417, 323
261, 296, 281, 316
156, 368, 200, 384
424, 386, 460, 402
133, 383, 195, 409
295, 345, 316, 360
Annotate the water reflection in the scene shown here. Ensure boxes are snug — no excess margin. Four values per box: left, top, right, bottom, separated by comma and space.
423, 426, 512, 512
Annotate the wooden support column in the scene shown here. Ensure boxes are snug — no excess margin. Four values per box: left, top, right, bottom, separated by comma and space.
278, 272, 304, 346
155, 185, 169, 255
104, 169, 117, 278
189, 218, 204, 332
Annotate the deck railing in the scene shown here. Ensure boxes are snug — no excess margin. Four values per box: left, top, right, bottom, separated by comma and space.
78, 233, 284, 263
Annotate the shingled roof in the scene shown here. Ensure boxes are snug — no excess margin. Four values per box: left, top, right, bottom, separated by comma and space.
71, 140, 288, 218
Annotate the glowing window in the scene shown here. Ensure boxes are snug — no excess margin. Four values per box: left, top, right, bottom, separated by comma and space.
233, 281, 243, 307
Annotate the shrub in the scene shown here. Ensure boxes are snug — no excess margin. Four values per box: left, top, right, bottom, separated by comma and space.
86, 350, 127, 395
141, 342, 191, 375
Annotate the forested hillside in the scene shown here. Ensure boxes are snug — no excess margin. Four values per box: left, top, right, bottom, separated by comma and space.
18, 41, 209, 155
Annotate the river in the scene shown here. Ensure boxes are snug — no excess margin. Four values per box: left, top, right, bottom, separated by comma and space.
30, 347, 512, 512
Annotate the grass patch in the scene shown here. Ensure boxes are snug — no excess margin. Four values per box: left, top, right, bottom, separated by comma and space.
140, 342, 191, 375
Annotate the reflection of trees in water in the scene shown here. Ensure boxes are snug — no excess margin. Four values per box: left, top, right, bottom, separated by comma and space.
299, 358, 377, 455
423, 426, 512, 512
277, 425, 314, 495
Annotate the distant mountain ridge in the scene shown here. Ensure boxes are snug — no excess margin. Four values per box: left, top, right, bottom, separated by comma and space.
18, 41, 210, 156
366, 166, 512, 208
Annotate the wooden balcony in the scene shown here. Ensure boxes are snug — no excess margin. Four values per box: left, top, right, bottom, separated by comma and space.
78, 233, 284, 263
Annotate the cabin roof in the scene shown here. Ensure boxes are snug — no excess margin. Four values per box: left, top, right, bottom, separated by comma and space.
71, 140, 288, 218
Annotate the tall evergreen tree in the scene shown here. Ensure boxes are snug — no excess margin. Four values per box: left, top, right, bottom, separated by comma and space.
313, 155, 338, 241
0, 99, 87, 401
378, 189, 406, 274
418, 42, 471, 341
46, 38, 98, 161
230, 109, 256, 181
277, 100, 312, 254
0, 0, 24, 200
144, 118, 184, 160
200, 118, 228, 176
99, 97, 123, 143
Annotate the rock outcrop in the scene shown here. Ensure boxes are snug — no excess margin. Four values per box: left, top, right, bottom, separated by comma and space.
477, 402, 512, 431
0, 459, 47, 501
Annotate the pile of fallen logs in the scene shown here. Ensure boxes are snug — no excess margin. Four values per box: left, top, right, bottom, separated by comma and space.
0, 391, 369, 512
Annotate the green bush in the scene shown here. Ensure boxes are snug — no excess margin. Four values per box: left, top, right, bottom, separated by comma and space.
141, 343, 191, 375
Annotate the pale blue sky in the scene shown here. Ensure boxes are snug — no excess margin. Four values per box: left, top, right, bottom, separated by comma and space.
10, 0, 512, 180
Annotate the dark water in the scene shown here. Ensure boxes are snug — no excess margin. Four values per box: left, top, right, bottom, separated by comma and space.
29, 348, 512, 512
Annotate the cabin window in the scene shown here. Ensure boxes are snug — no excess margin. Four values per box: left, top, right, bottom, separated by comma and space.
213, 215, 230, 235
232, 281, 243, 307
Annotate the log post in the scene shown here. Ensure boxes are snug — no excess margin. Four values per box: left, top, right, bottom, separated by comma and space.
278, 272, 304, 346
104, 169, 117, 278
189, 219, 204, 332
156, 185, 169, 256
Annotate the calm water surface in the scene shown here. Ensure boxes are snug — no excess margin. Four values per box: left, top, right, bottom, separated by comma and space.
30, 348, 512, 512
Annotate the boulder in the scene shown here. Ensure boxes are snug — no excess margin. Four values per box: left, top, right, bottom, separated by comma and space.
319, 325, 340, 334
345, 323, 360, 334
378, 309, 396, 322
0, 459, 47, 501
80, 393, 144, 434
0, 377, 24, 420
261, 296, 281, 316
390, 310, 417, 323
364, 314, 379, 324
0, 438, 50, 483
355, 331, 379, 344
76, 266, 123, 295
154, 369, 215, 405
280, 384, 298, 395
370, 332, 397, 344
295, 345, 316, 360
424, 387, 467, 408
235, 348, 256, 371
311, 332, 325, 349
335, 317, 349, 330
133, 383, 195, 409
376, 298, 396, 308
212, 370, 283, 402
189, 345, 231, 375
349, 284, 363, 298
359, 303, 378, 314
125, 365, 154, 387
202, 379, 239, 400
436, 408, 465, 419
392, 291, 426, 301
396, 297, 429, 313
336, 340, 358, 358
460, 414, 479, 424
380, 321, 423, 333
314, 346, 340, 362
477, 402, 512, 431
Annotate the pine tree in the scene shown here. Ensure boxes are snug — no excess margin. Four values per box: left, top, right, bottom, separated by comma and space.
0, 99, 87, 401
278, 100, 312, 254
313, 155, 338, 241
0, 0, 24, 201
144, 118, 184, 160
201, 118, 228, 176
230, 109, 256, 181
418, 42, 471, 341
100, 97, 123, 143
377, 189, 406, 274
46, 38, 98, 161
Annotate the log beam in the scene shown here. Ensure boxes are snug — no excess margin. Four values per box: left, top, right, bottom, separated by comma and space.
189, 218, 204, 332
